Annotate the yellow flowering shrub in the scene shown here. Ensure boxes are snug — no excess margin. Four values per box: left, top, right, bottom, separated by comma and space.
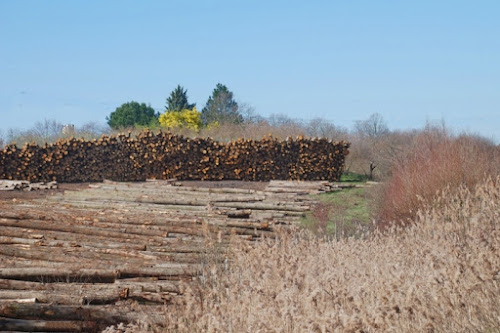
158, 107, 202, 131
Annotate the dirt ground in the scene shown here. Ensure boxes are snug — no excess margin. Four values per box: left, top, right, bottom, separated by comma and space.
0, 180, 270, 201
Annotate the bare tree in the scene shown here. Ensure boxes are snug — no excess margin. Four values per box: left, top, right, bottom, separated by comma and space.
349, 113, 390, 179
0, 129, 4, 148
239, 102, 263, 124
77, 121, 109, 139
32, 119, 64, 142
354, 113, 389, 138
268, 114, 299, 127
306, 118, 348, 140
346, 129, 416, 180
6, 128, 17, 144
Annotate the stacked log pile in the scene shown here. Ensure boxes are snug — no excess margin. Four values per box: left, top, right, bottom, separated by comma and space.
0, 180, 340, 331
0, 131, 349, 182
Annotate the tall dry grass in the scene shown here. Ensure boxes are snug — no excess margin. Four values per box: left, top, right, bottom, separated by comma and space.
376, 125, 500, 224
159, 177, 499, 332
6, 120, 108, 147
158, 119, 347, 143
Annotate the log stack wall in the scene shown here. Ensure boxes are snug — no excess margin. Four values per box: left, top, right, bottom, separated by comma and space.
0, 131, 349, 182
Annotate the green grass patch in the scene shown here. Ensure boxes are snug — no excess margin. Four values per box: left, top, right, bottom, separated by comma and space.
301, 186, 372, 238
340, 172, 369, 183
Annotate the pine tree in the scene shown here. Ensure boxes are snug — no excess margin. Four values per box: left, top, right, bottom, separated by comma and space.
201, 83, 242, 125
165, 85, 195, 112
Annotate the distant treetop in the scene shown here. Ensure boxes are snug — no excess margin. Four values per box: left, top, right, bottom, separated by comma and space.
165, 85, 196, 112
354, 113, 389, 138
201, 83, 242, 125
106, 101, 159, 129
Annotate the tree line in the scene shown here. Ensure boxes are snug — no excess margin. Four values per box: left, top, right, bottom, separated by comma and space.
106, 83, 242, 130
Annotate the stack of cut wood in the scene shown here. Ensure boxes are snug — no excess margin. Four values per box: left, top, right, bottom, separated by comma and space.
0, 131, 349, 182
0, 180, 336, 331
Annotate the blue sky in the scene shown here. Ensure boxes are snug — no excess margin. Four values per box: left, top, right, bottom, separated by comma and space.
1, 0, 499, 141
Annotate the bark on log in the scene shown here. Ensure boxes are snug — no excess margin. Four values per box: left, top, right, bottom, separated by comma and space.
0, 279, 180, 294
213, 201, 310, 212
0, 290, 82, 305
0, 226, 160, 249
0, 288, 175, 306
0, 302, 160, 325
0, 219, 173, 242
0, 268, 117, 283
0, 317, 96, 332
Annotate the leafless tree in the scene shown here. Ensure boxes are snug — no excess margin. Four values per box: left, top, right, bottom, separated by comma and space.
32, 119, 64, 142
354, 113, 389, 138
268, 114, 299, 127
306, 118, 348, 140
347, 113, 391, 179
239, 102, 264, 124
77, 121, 109, 139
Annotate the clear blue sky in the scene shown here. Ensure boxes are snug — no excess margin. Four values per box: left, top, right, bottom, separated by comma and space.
1, 0, 499, 141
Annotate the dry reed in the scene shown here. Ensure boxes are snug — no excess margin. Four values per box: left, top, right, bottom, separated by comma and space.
160, 177, 499, 332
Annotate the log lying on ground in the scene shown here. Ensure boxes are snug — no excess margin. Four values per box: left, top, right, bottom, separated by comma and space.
0, 302, 163, 327
0, 268, 118, 283
0, 278, 180, 293
63, 191, 267, 206
0, 290, 88, 305
0, 317, 96, 332
0, 218, 175, 241
0, 288, 176, 305
0, 242, 190, 266
0, 236, 149, 251
212, 201, 309, 212
0, 278, 182, 305
265, 180, 341, 194
0, 264, 198, 281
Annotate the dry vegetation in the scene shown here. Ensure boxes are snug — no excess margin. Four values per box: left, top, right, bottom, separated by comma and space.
375, 126, 500, 224
5, 120, 107, 147
157, 176, 499, 332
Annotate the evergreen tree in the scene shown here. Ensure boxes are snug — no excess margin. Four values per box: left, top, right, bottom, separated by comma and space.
165, 85, 195, 112
201, 83, 242, 125
106, 101, 158, 129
